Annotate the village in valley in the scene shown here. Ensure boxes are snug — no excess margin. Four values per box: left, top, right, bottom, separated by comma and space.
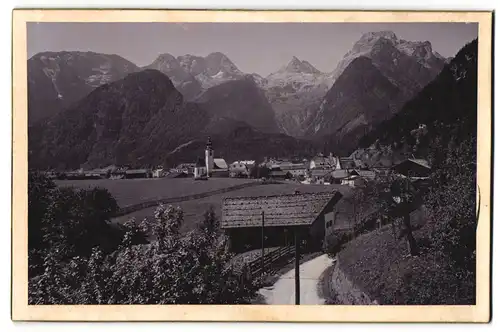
41, 135, 434, 304
48, 136, 430, 186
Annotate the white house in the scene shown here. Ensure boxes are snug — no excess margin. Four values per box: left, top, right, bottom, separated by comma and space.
194, 158, 207, 179
309, 153, 339, 170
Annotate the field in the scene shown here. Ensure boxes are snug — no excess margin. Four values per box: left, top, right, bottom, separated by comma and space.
113, 182, 352, 233
56, 177, 257, 208
57, 177, 354, 235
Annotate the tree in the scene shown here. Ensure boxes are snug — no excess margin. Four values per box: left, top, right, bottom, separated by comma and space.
29, 204, 259, 304
250, 165, 271, 179
425, 137, 476, 272
28, 173, 137, 278
389, 178, 420, 256
28, 172, 56, 251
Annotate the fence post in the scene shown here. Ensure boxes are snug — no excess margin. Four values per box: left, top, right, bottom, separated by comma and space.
261, 211, 265, 276
294, 228, 300, 305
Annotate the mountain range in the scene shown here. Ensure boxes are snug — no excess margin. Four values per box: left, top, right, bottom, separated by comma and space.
27, 31, 473, 170
28, 70, 314, 169
306, 31, 447, 154
28, 51, 139, 124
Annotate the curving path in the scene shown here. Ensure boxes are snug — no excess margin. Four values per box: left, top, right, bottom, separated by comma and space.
259, 254, 334, 305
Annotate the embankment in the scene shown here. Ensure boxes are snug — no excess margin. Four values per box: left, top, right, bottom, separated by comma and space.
321, 256, 378, 305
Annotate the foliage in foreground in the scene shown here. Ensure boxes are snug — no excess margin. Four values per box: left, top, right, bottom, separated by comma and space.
333, 137, 476, 304
28, 174, 259, 304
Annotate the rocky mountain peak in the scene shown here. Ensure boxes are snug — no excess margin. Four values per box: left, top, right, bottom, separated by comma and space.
204, 52, 242, 76
154, 53, 177, 63
360, 30, 398, 43
281, 56, 321, 74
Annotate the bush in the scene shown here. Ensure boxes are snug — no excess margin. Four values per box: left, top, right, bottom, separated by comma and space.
323, 232, 351, 258
28, 173, 145, 277
28, 203, 260, 304
425, 137, 476, 273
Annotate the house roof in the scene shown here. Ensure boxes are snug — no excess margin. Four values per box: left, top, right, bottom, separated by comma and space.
330, 169, 349, 179
350, 169, 376, 180
221, 192, 343, 228
311, 169, 331, 177
339, 157, 356, 169
177, 163, 196, 169
214, 158, 228, 169
281, 163, 307, 171
165, 172, 189, 178
231, 160, 255, 166
407, 159, 431, 169
125, 169, 150, 174
392, 159, 431, 177
269, 170, 287, 177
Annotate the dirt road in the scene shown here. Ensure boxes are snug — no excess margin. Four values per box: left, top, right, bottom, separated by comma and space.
258, 254, 334, 305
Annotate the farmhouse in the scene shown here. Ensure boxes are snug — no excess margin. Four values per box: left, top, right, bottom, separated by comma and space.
175, 163, 196, 174
268, 169, 288, 179
211, 158, 229, 177
193, 158, 207, 179
310, 169, 349, 184
309, 153, 339, 170
338, 157, 357, 170
221, 191, 343, 253
280, 163, 308, 177
392, 158, 431, 179
125, 169, 152, 179
152, 167, 165, 178
341, 175, 367, 188
229, 160, 255, 178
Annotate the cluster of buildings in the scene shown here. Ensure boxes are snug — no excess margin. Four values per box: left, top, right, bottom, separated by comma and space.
51, 135, 432, 187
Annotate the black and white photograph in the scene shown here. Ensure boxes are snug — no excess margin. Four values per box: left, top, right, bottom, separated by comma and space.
11, 9, 492, 321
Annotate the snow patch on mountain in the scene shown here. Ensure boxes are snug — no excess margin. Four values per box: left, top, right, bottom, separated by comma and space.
262, 57, 334, 137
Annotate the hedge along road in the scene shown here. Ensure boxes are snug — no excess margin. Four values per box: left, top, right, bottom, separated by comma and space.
259, 254, 334, 305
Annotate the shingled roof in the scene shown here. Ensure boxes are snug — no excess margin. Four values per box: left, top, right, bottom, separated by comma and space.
221, 192, 343, 229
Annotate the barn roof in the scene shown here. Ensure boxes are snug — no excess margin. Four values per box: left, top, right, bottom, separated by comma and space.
125, 169, 150, 174
350, 169, 377, 180
407, 159, 431, 169
214, 158, 228, 169
221, 192, 343, 229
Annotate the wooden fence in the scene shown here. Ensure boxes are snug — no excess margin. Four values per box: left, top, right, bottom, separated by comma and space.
242, 246, 295, 280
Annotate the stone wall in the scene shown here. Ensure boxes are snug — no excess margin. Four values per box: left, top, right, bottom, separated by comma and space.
327, 258, 378, 305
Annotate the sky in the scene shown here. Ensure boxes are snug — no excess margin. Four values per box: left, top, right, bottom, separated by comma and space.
27, 22, 478, 76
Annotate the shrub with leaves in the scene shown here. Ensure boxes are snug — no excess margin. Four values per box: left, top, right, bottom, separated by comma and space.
28, 173, 133, 278
29, 204, 259, 304
425, 137, 476, 273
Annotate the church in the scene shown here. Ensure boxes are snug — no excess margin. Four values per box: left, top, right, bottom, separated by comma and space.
194, 137, 229, 179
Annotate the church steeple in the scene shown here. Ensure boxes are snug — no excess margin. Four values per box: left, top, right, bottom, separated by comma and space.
206, 136, 213, 151
205, 136, 214, 177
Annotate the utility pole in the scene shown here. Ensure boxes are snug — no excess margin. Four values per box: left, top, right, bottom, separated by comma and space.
294, 228, 300, 305
261, 211, 265, 276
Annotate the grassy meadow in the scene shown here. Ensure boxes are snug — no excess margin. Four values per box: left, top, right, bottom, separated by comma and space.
56, 177, 257, 207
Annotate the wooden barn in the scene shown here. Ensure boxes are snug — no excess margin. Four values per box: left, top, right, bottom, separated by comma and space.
392, 158, 431, 179
221, 192, 343, 253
